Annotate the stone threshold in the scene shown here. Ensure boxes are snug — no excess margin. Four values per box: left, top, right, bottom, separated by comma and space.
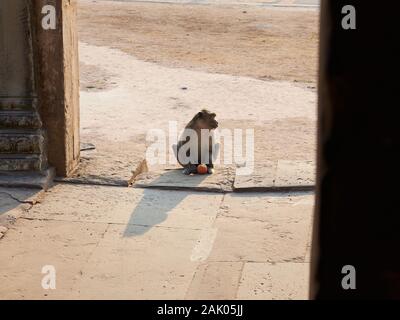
131, 160, 315, 193
0, 160, 315, 193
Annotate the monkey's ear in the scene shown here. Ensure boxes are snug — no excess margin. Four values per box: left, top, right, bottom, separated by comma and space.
196, 111, 203, 118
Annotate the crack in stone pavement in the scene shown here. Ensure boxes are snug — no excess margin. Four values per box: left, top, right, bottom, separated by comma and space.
19, 216, 206, 232
0, 191, 40, 206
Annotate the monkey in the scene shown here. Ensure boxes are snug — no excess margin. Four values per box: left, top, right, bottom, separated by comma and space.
173, 109, 219, 175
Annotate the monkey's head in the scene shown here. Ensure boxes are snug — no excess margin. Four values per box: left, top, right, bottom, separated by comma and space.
192, 109, 218, 130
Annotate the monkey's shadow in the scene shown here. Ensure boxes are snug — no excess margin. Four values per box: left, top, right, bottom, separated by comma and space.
123, 170, 209, 237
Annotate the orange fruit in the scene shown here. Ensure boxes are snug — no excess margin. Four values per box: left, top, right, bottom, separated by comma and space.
197, 164, 208, 174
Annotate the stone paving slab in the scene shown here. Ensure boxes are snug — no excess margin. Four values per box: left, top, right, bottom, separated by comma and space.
233, 160, 315, 192
218, 192, 314, 222
0, 187, 43, 235
74, 223, 202, 299
0, 219, 107, 299
185, 262, 244, 299
275, 160, 315, 188
133, 166, 235, 193
28, 184, 223, 231
208, 216, 309, 263
208, 193, 313, 263
237, 262, 310, 300
233, 161, 277, 192
132, 160, 314, 193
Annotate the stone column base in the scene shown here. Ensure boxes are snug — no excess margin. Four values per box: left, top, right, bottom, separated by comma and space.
0, 167, 55, 190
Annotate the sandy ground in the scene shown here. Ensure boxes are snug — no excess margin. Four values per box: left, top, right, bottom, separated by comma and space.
75, 0, 319, 185
75, 0, 318, 184
78, 0, 319, 83
77, 42, 316, 183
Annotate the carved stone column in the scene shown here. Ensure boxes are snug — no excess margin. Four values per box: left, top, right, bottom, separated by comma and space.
0, 1, 48, 173
0, 0, 80, 187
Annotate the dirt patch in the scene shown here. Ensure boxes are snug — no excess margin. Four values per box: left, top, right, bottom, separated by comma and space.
80, 62, 117, 92
217, 118, 316, 165
77, 0, 319, 83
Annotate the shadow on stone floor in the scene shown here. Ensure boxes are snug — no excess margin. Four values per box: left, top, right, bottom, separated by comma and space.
0, 187, 42, 235
124, 169, 209, 236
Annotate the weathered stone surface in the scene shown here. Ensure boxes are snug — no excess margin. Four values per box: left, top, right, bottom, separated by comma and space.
0, 97, 37, 111
133, 166, 235, 193
74, 224, 201, 299
208, 194, 314, 262
237, 262, 310, 300
209, 216, 309, 263
0, 155, 46, 171
234, 160, 315, 191
233, 161, 277, 191
0, 187, 41, 207
0, 182, 314, 299
132, 160, 314, 192
0, 219, 108, 299
0, 132, 44, 154
0, 168, 55, 189
55, 140, 145, 186
0, 2, 50, 175
275, 160, 315, 187
0, 111, 42, 129
0, 112, 42, 129
186, 262, 244, 299
28, 184, 222, 231
218, 192, 314, 222
0, 187, 43, 228
0, 1, 35, 97
34, 0, 81, 177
